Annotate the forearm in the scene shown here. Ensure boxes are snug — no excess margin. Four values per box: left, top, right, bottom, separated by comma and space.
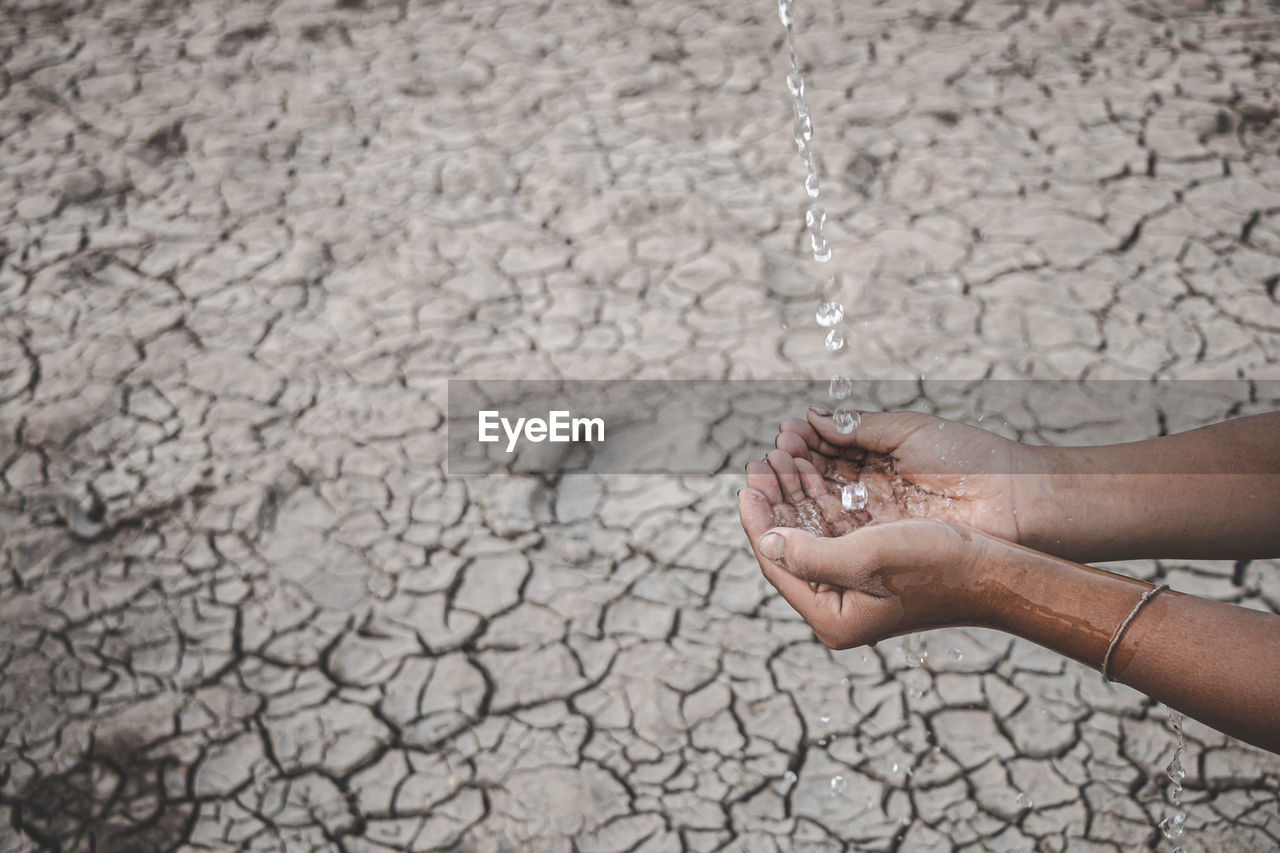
971, 536, 1280, 754
1020, 414, 1280, 561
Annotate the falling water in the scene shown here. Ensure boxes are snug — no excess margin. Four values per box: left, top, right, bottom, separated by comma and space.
779, 0, 934, 818
774, 8, 1203, 850
771, 3, 1194, 843
779, 0, 932, 686
1160, 708, 1190, 851
778, 0, 846, 369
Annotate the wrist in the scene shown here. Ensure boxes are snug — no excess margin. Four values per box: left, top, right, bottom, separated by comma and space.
958, 530, 1024, 630
1009, 444, 1093, 557
963, 534, 1154, 671
908, 523, 1011, 631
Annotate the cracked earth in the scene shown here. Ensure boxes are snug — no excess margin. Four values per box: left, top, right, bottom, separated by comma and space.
3, 0, 1280, 850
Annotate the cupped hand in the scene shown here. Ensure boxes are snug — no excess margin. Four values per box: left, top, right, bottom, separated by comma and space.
772, 409, 1046, 546
737, 464, 993, 648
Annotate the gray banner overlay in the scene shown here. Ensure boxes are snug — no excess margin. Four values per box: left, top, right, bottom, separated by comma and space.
447, 379, 1280, 475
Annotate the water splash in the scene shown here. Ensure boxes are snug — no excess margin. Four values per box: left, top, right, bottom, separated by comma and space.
824, 329, 844, 351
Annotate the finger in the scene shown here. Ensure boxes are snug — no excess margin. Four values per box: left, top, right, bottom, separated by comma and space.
741, 488, 804, 582
737, 486, 775, 548
755, 525, 882, 591
776, 429, 820, 467
796, 457, 859, 536
744, 493, 842, 629
746, 459, 783, 506
779, 418, 824, 454
766, 448, 806, 504
794, 456, 831, 502
748, 458, 798, 527
807, 410, 938, 455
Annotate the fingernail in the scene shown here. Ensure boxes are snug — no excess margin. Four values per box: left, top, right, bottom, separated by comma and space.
758, 531, 786, 562
808, 407, 831, 417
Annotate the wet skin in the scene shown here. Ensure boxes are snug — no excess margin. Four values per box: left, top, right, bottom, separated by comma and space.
765, 412, 1027, 545
739, 410, 1280, 754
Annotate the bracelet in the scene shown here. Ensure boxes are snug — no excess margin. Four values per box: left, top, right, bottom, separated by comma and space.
1101, 583, 1169, 682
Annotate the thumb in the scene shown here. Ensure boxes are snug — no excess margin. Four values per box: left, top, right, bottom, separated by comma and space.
808, 410, 938, 455
757, 526, 874, 588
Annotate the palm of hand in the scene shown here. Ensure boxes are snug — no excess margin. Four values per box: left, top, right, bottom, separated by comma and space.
767, 416, 1024, 544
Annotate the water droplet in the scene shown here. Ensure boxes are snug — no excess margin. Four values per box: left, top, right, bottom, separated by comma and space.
833, 408, 860, 434
794, 104, 813, 142
815, 301, 844, 326
777, 0, 794, 28
905, 648, 928, 668
1016, 792, 1033, 810
786, 70, 804, 97
889, 761, 899, 774
898, 816, 911, 826
824, 328, 843, 350
783, 770, 798, 785
804, 170, 820, 197
1159, 811, 1186, 840
805, 202, 826, 232
812, 240, 832, 263
841, 482, 868, 511
830, 775, 847, 795
950, 648, 964, 661
829, 375, 853, 400
907, 685, 925, 699
819, 712, 831, 724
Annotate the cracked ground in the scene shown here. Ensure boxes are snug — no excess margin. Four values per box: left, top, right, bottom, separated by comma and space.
3, 0, 1280, 850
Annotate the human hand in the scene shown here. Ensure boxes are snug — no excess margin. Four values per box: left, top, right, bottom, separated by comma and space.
737, 465, 993, 648
770, 409, 1048, 547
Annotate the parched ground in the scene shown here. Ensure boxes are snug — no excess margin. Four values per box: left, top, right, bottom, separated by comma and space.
3, 0, 1280, 850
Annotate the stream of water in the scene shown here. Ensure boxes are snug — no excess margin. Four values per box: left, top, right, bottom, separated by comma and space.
774, 2, 1191, 847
